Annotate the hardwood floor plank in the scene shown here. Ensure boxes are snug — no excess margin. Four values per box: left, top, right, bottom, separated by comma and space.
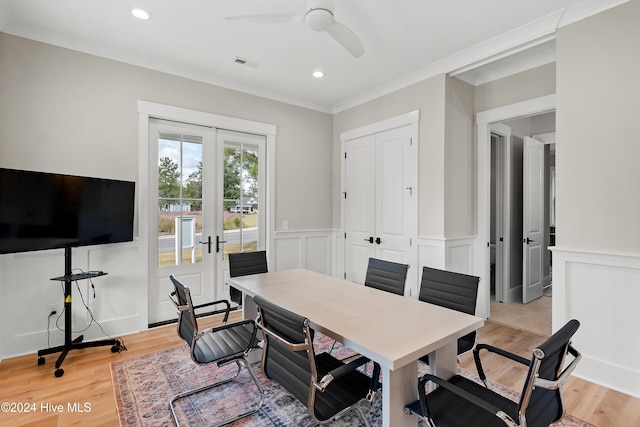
1, 312, 638, 427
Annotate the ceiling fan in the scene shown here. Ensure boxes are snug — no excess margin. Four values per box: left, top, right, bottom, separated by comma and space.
225, 0, 364, 58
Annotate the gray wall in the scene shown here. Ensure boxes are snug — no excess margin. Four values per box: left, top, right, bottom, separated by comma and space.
0, 33, 334, 233
557, 0, 640, 254
333, 75, 475, 239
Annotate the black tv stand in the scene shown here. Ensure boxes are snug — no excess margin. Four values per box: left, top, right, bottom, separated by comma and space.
37, 247, 124, 377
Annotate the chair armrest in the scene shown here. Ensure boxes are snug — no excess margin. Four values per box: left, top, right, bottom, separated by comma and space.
256, 322, 309, 352
473, 343, 530, 385
416, 374, 517, 427
533, 344, 582, 390
193, 299, 231, 323
169, 290, 231, 324
316, 355, 371, 391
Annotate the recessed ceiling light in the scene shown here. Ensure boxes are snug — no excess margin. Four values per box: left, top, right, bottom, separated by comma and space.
312, 71, 325, 78
131, 8, 151, 20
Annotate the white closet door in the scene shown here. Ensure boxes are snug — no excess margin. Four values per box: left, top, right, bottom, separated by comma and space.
344, 123, 417, 295
344, 135, 376, 285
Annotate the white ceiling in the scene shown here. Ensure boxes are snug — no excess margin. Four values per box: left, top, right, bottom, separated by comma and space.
0, 0, 627, 113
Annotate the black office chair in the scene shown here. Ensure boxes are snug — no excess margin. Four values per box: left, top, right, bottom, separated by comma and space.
168, 275, 264, 427
405, 319, 582, 427
253, 294, 374, 426
228, 250, 268, 306
418, 266, 480, 364
330, 257, 408, 357
364, 257, 409, 295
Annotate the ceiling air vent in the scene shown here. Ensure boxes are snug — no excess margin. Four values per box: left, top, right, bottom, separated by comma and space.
233, 56, 259, 68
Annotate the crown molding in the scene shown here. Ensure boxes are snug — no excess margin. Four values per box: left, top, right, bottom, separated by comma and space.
331, 0, 629, 114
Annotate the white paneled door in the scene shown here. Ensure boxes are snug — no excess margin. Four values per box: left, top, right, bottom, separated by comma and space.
343, 124, 417, 295
522, 136, 545, 303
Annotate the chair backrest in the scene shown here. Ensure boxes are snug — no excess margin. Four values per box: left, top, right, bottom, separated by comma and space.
169, 275, 199, 345
419, 266, 480, 356
253, 295, 315, 411
419, 266, 479, 315
518, 319, 581, 427
364, 257, 409, 296
228, 250, 268, 277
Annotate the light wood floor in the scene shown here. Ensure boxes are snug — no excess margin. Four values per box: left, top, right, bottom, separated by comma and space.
1, 313, 638, 427
490, 294, 552, 336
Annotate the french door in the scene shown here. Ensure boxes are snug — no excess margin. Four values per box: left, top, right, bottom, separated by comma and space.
148, 119, 216, 324
216, 130, 266, 301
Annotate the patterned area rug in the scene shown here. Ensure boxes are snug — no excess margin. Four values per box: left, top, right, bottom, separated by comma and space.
111, 335, 593, 427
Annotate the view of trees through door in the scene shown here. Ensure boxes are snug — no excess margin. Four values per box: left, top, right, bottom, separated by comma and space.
222, 141, 260, 258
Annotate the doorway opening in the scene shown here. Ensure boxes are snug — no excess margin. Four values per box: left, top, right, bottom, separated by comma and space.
488, 111, 555, 336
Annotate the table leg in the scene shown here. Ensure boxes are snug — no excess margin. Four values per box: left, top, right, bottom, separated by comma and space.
381, 360, 419, 427
429, 340, 457, 380
242, 293, 263, 365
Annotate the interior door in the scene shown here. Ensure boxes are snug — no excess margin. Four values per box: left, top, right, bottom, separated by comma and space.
344, 135, 376, 285
522, 136, 545, 303
148, 119, 215, 324
375, 126, 416, 266
344, 124, 417, 295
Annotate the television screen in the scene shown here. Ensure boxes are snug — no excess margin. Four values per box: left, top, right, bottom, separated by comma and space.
0, 168, 135, 254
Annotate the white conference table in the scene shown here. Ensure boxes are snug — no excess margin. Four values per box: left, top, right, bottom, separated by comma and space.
228, 268, 484, 427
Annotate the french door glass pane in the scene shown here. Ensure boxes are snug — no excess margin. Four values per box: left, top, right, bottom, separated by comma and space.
223, 142, 259, 259
157, 134, 203, 267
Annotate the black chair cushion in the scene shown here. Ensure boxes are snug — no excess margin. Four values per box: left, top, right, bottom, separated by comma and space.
407, 375, 518, 427
192, 324, 254, 364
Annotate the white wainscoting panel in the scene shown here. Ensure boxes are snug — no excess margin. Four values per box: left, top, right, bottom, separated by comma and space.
417, 236, 475, 274
273, 230, 334, 275
0, 242, 143, 359
552, 247, 640, 398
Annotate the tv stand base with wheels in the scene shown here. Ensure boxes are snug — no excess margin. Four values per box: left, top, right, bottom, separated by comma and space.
37, 247, 125, 377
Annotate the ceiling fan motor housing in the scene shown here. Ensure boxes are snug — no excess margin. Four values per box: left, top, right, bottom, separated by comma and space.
305, 8, 334, 31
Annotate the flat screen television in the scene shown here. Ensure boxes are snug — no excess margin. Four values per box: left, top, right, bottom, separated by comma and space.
0, 168, 135, 254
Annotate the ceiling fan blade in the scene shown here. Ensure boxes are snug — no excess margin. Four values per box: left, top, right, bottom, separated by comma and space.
326, 21, 364, 58
225, 13, 303, 24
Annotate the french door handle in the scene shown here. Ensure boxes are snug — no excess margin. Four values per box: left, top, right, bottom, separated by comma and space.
364, 237, 374, 243
375, 237, 382, 244
216, 235, 227, 253
198, 236, 212, 253
525, 237, 535, 244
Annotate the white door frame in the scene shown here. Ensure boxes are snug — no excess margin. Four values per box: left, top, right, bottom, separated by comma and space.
489, 122, 511, 304
475, 95, 555, 319
340, 110, 419, 295
138, 101, 276, 325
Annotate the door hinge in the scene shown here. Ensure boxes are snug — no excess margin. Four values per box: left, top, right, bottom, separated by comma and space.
343, 192, 347, 199
344, 152, 347, 159
410, 238, 413, 246
410, 137, 413, 146
344, 232, 347, 239
344, 272, 347, 279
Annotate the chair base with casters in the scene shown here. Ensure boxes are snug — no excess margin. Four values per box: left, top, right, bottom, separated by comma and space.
405, 319, 582, 427
168, 275, 264, 427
